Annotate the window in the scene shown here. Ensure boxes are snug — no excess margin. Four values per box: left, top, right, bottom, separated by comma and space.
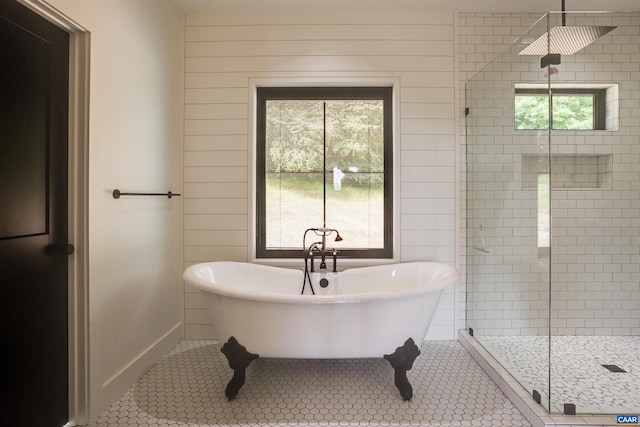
515, 88, 607, 130
256, 86, 393, 259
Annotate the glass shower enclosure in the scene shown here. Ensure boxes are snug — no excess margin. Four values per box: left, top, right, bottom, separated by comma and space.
466, 11, 640, 416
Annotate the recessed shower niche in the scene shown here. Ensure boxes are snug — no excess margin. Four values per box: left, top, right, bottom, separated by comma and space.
522, 153, 612, 190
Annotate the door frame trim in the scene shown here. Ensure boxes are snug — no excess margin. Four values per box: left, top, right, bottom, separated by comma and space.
17, 1, 90, 425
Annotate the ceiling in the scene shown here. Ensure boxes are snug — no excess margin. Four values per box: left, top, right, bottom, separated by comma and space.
170, 0, 640, 13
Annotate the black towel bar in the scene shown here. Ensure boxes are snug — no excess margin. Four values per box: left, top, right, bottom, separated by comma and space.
112, 189, 181, 199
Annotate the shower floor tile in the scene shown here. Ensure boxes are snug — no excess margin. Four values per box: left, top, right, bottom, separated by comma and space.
479, 335, 640, 415
88, 340, 531, 427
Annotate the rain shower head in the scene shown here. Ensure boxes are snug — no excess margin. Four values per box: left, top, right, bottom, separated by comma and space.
520, 0, 617, 57
519, 25, 617, 56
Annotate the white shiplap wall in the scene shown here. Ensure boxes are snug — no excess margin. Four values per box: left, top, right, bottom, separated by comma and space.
183, 11, 459, 340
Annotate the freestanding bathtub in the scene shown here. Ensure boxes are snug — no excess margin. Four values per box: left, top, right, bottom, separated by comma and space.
183, 261, 458, 400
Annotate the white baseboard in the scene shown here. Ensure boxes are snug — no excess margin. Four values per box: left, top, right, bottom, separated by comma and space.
90, 323, 183, 423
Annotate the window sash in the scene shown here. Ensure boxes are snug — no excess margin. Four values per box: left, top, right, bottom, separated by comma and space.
256, 86, 393, 259
514, 88, 606, 130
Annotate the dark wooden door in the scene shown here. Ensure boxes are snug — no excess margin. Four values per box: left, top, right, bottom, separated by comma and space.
0, 1, 70, 426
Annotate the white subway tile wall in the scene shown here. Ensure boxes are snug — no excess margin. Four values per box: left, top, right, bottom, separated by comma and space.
458, 13, 543, 334
462, 12, 640, 337
183, 11, 458, 340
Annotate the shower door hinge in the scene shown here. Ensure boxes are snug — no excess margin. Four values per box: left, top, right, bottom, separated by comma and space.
468, 327, 474, 336
532, 390, 541, 405
464, 107, 470, 116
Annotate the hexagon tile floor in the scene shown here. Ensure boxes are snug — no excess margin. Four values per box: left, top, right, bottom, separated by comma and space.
88, 340, 530, 427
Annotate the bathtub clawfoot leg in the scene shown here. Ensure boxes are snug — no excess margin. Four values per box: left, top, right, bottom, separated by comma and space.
221, 336, 259, 400
383, 338, 421, 401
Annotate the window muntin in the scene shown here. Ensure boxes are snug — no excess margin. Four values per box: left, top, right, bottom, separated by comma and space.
256, 87, 393, 259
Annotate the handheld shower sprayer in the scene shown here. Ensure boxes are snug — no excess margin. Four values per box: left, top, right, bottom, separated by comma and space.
307, 227, 344, 241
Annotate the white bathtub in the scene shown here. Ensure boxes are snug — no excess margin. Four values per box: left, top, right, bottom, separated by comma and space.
183, 261, 458, 359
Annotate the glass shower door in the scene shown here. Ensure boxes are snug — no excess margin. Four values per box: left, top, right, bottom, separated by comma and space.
467, 9, 640, 418
465, 13, 553, 412
546, 10, 640, 416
